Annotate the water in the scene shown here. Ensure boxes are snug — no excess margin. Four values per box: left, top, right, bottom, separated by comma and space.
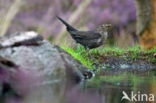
23, 74, 156, 103
1, 70, 156, 103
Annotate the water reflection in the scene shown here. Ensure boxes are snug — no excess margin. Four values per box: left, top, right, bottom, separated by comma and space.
1, 71, 156, 103
86, 74, 156, 103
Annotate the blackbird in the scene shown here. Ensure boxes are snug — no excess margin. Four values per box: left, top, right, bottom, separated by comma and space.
57, 16, 111, 49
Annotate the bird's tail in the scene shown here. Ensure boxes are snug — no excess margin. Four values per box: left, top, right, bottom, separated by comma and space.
56, 16, 77, 31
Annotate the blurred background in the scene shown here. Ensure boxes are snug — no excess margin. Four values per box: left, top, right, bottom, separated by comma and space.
1, 1, 156, 103
0, 0, 137, 48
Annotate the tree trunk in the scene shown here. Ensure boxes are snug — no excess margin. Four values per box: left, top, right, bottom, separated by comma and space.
135, 0, 156, 49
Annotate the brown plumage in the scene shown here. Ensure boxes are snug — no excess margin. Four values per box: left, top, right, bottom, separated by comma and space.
57, 16, 111, 49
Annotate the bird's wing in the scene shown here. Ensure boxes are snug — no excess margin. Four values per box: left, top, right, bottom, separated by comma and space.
70, 31, 101, 39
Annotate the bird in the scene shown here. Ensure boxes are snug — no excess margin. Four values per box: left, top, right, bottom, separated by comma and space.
57, 16, 111, 49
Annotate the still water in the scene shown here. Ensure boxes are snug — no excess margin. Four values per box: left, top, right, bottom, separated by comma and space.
1, 70, 156, 103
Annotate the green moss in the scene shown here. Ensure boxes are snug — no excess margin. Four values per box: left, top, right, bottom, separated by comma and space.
90, 45, 156, 63
61, 46, 94, 69
61, 45, 156, 69
61, 45, 156, 87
